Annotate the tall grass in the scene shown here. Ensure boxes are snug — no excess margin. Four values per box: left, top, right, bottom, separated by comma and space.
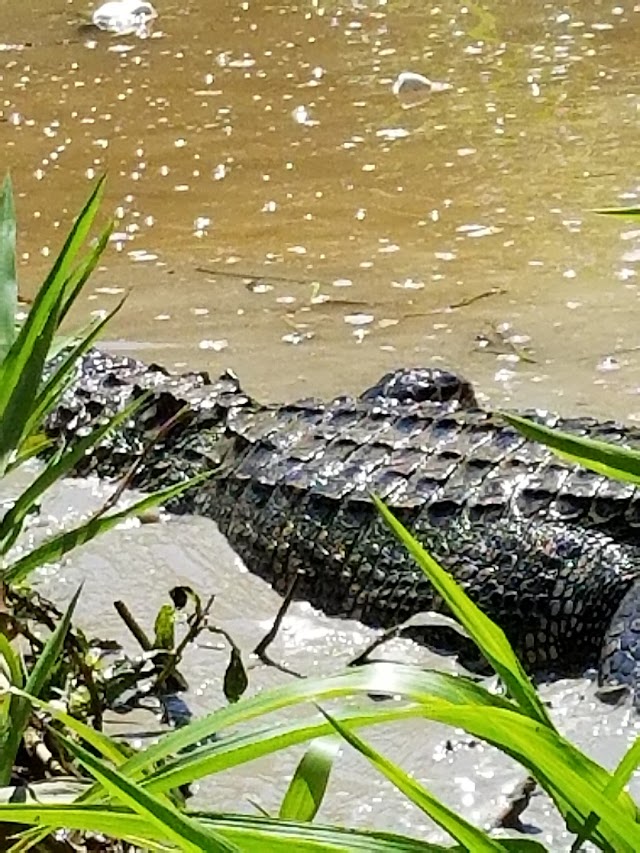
0, 177, 210, 809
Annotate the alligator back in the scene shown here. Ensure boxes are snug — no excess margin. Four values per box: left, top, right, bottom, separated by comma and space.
46, 352, 640, 679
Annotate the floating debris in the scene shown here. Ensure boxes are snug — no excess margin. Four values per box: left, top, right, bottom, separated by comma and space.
282, 330, 314, 345
391, 71, 452, 107
344, 313, 374, 326
91, 0, 157, 37
198, 338, 229, 351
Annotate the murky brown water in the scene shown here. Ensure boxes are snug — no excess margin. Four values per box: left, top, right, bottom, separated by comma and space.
10, 473, 639, 850
3, 0, 640, 415
5, 2, 640, 846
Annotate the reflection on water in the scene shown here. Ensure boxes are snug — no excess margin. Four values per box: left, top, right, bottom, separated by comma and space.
3, 0, 640, 412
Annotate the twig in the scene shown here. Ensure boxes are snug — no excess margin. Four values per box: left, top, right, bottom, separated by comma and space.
91, 403, 192, 520
252, 573, 303, 674
493, 775, 537, 831
406, 286, 507, 317
114, 600, 153, 651
347, 625, 403, 668
195, 265, 316, 287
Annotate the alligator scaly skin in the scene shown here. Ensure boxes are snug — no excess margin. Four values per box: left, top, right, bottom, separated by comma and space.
46, 350, 640, 697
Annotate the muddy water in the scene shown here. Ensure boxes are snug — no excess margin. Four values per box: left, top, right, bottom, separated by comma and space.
5, 0, 640, 845
4, 471, 639, 849
3, 0, 640, 414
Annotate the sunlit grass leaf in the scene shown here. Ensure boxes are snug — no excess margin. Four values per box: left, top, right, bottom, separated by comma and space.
0, 174, 17, 363
55, 732, 239, 852
112, 664, 519, 786
2, 470, 213, 585
372, 496, 551, 727
70, 659, 638, 850
0, 587, 80, 786
278, 736, 339, 822
23, 295, 125, 438
143, 706, 434, 795
321, 707, 505, 851
502, 412, 640, 485
5, 433, 54, 472
594, 206, 640, 217
0, 177, 106, 470
0, 802, 528, 852
573, 735, 640, 850
56, 218, 114, 325
152, 604, 175, 651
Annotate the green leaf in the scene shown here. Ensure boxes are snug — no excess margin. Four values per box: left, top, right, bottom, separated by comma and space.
23, 294, 126, 438
92, 661, 639, 850
573, 734, 640, 849
0, 803, 495, 851
5, 433, 54, 472
372, 496, 552, 728
153, 604, 175, 650
279, 736, 339, 822
321, 707, 506, 851
595, 206, 640, 217
55, 733, 239, 852
57, 218, 115, 325
2, 470, 213, 585
0, 174, 17, 363
502, 412, 640, 485
0, 587, 80, 786
10, 686, 130, 770
0, 177, 106, 470
223, 647, 248, 704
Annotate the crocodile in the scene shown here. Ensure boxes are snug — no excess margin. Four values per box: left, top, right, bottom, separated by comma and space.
45, 348, 640, 702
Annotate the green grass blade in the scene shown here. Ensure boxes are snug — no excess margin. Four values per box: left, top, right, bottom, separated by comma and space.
55, 733, 239, 852
2, 470, 213, 585
24, 295, 126, 437
5, 433, 54, 472
0, 174, 17, 363
192, 813, 548, 852
278, 736, 339, 822
0, 392, 149, 555
10, 687, 130, 769
0, 803, 493, 851
0, 633, 23, 691
107, 664, 520, 783
321, 708, 506, 851
57, 218, 115, 325
0, 178, 106, 466
144, 707, 429, 794
502, 412, 640, 485
0, 296, 63, 470
572, 735, 640, 849
0, 633, 24, 745
372, 497, 551, 727
0, 587, 80, 786
595, 206, 640, 217
90, 662, 638, 847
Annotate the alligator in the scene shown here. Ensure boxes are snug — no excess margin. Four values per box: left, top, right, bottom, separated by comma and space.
45, 348, 640, 702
